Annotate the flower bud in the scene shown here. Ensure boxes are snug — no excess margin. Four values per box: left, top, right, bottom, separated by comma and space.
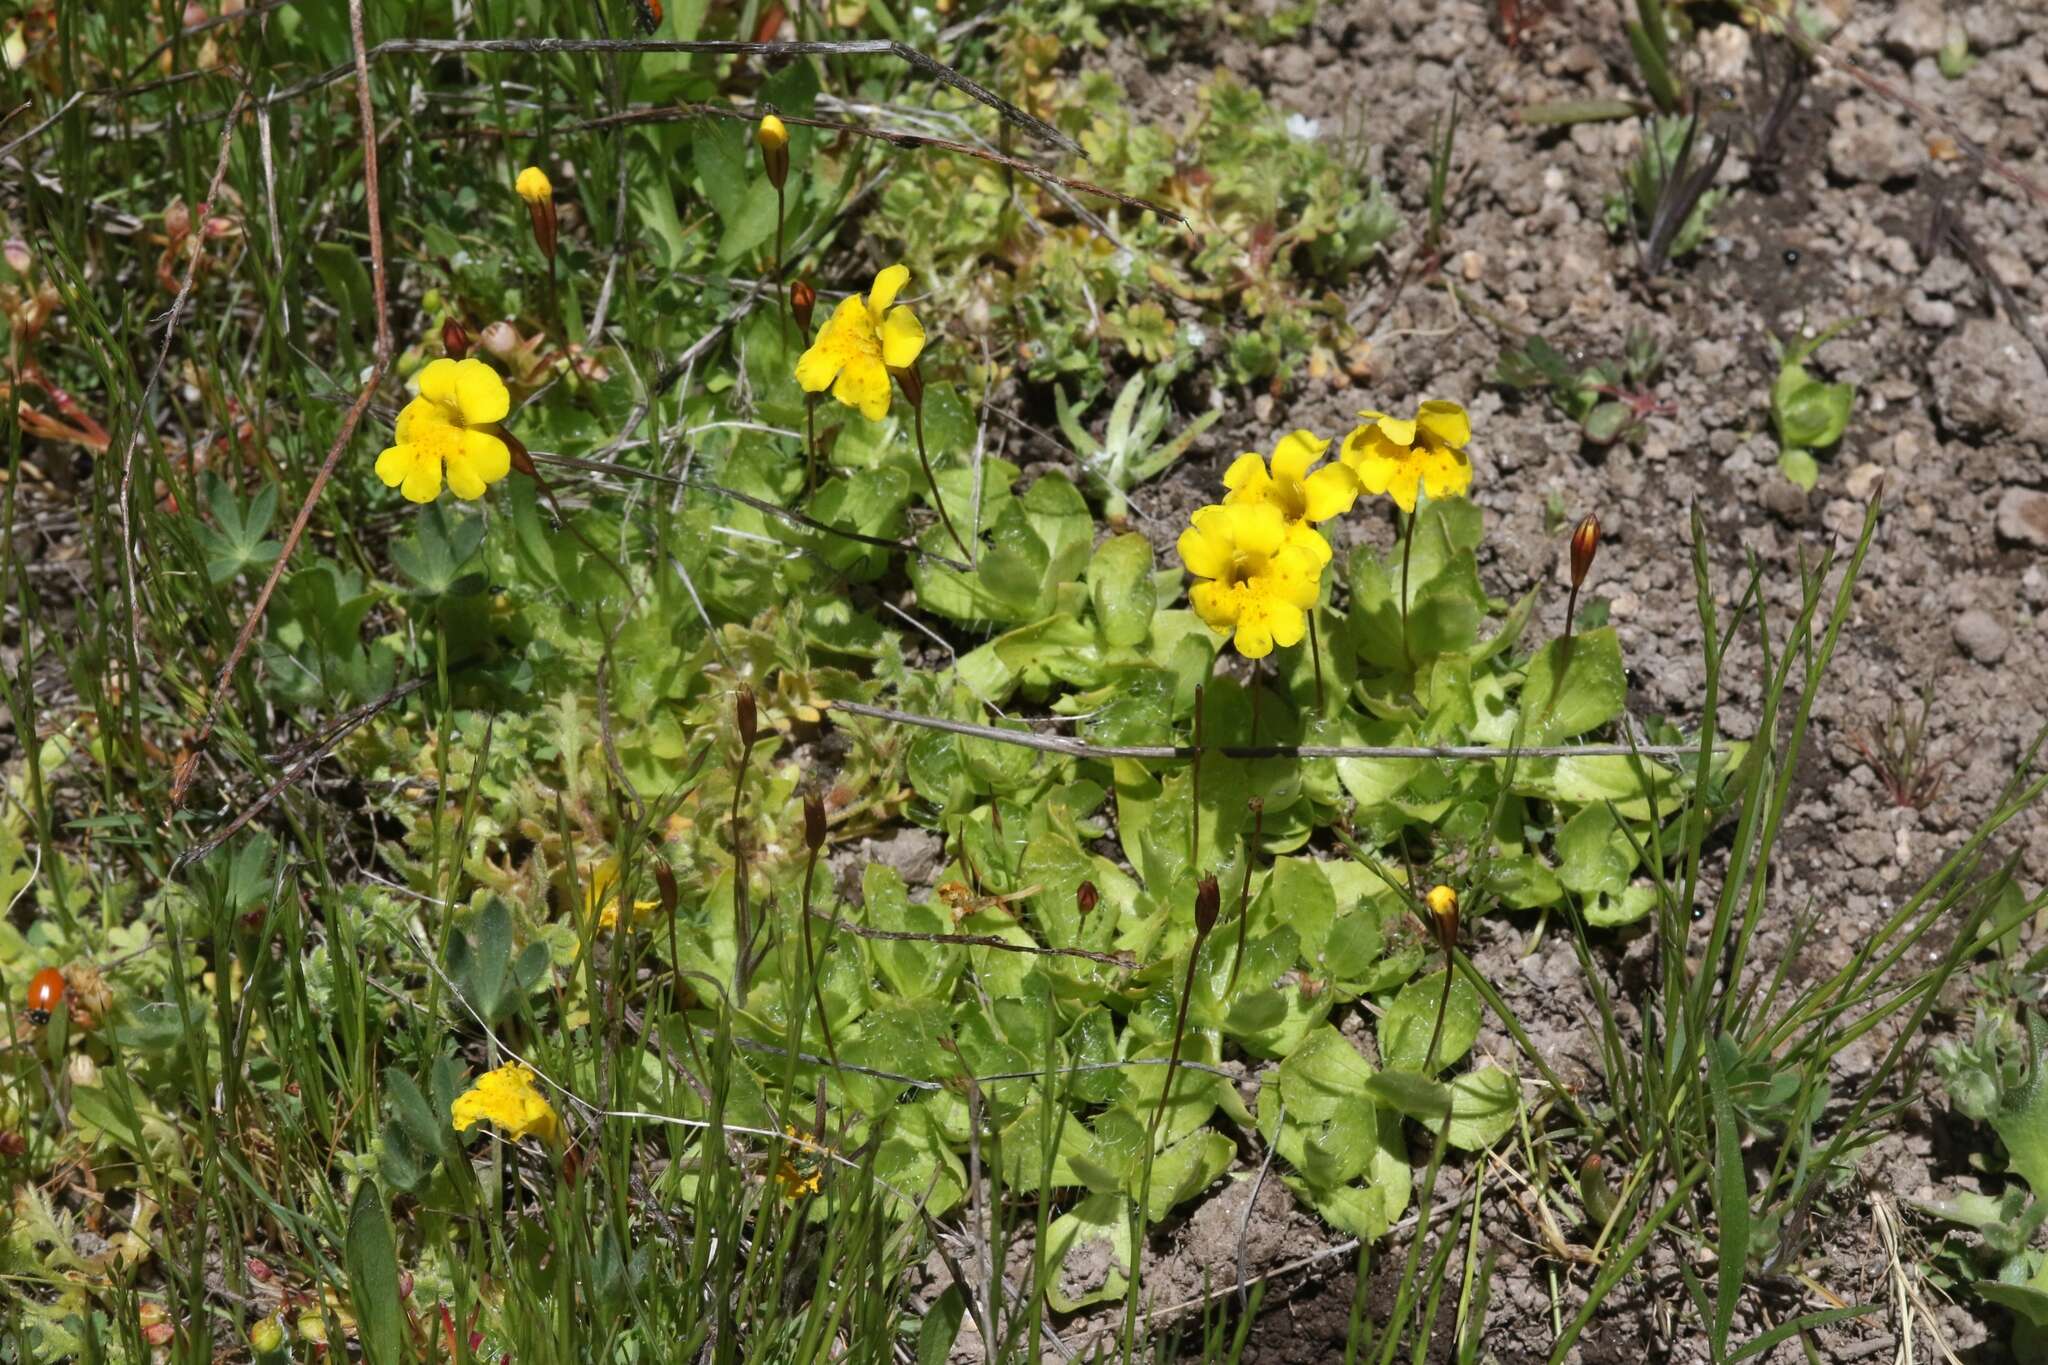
1579, 1153, 1617, 1228
1193, 875, 1220, 937
442, 317, 469, 359
790, 279, 816, 336
757, 114, 790, 191
1426, 884, 1459, 951
891, 360, 925, 411
249, 1315, 287, 1358
499, 428, 535, 479
736, 687, 758, 749
1569, 514, 1600, 591
514, 166, 557, 262
804, 794, 827, 851
296, 1311, 328, 1346
1076, 880, 1099, 916
480, 320, 521, 360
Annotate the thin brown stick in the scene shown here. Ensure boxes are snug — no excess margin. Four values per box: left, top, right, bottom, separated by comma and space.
527, 448, 973, 572
830, 699, 1717, 761
171, 678, 429, 871
119, 87, 248, 693
176, 0, 393, 806
805, 910, 1132, 969
474, 102, 1184, 225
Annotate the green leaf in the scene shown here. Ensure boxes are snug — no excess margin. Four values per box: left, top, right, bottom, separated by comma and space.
1257, 857, 1335, 959
1433, 1064, 1519, 1149
1365, 1068, 1452, 1121
345, 1181, 404, 1365
1974, 1281, 2048, 1328
1041, 1192, 1132, 1312
1777, 447, 1819, 491
1378, 969, 1481, 1072
1581, 401, 1632, 445
1087, 533, 1156, 648
1517, 627, 1627, 744
1708, 1035, 1750, 1357
1556, 804, 1639, 897
917, 1286, 966, 1365
1140, 1128, 1235, 1219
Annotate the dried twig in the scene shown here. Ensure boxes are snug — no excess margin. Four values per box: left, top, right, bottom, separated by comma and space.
806, 910, 1131, 969
831, 699, 1718, 762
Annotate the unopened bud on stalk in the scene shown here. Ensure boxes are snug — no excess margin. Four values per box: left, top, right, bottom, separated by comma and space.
515, 166, 557, 262
790, 279, 816, 336
442, 317, 469, 359
758, 114, 790, 191
891, 359, 925, 411
1076, 880, 1099, 916
1194, 875, 1221, 937
1426, 883, 1459, 952
248, 1315, 287, 1359
736, 687, 758, 749
1570, 513, 1600, 590
1579, 1153, 1618, 1228
804, 794, 827, 851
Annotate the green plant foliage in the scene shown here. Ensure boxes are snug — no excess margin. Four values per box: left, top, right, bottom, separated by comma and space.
1770, 321, 1859, 490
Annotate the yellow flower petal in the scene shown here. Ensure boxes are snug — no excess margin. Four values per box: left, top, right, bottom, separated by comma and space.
833, 357, 891, 422
1226, 502, 1286, 559
1269, 429, 1329, 484
867, 263, 910, 318
416, 357, 461, 407
1299, 462, 1359, 524
394, 396, 439, 443
1177, 520, 1232, 580
1221, 452, 1269, 495
1415, 399, 1470, 450
1233, 601, 1277, 658
451, 1063, 561, 1146
1283, 522, 1334, 570
1417, 441, 1473, 502
515, 166, 553, 204
794, 339, 842, 393
1373, 415, 1417, 446
452, 358, 510, 425
879, 305, 925, 369
375, 443, 419, 489
1188, 580, 1240, 634
401, 452, 443, 503
461, 428, 511, 483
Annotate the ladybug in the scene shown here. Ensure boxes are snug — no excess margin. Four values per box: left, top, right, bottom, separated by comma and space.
25, 968, 64, 1027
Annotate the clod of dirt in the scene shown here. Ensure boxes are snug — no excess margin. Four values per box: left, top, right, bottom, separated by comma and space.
1825, 100, 1923, 184
1952, 607, 2010, 663
1929, 319, 2048, 441
851, 826, 944, 891
1996, 487, 2048, 549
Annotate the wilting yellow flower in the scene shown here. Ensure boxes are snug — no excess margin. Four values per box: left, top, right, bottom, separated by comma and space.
1176, 502, 1327, 659
375, 358, 513, 503
776, 1125, 826, 1199
585, 857, 660, 933
1338, 399, 1473, 514
451, 1062, 561, 1147
1222, 430, 1358, 557
794, 264, 925, 421
514, 166, 552, 205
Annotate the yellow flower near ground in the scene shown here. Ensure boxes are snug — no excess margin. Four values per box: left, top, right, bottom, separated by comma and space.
1176, 502, 1327, 659
1338, 399, 1473, 514
451, 1062, 561, 1147
375, 358, 513, 503
757, 114, 789, 153
1221, 430, 1358, 558
794, 264, 925, 421
514, 166, 552, 204
585, 857, 660, 933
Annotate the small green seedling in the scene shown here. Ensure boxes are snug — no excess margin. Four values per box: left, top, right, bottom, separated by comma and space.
1495, 327, 1668, 447
1769, 319, 1858, 490
1055, 370, 1221, 524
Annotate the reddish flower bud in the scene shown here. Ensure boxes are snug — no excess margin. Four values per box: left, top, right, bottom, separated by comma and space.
736, 687, 758, 749
1076, 880, 1099, 915
500, 428, 535, 479
891, 360, 925, 410
1194, 875, 1220, 937
1570, 514, 1600, 591
804, 794, 827, 851
442, 317, 470, 359
790, 279, 816, 336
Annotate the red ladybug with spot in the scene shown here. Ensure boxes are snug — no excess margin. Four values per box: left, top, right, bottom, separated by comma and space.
25, 968, 64, 1027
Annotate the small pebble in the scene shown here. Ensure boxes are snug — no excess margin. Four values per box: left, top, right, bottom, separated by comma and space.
1953, 608, 2009, 663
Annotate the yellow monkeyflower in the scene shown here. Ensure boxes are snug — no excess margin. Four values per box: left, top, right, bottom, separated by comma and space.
757, 113, 789, 153
1221, 430, 1358, 558
451, 1062, 561, 1147
1176, 502, 1327, 659
1338, 399, 1473, 514
375, 358, 513, 503
584, 857, 660, 933
514, 166, 552, 204
794, 264, 925, 421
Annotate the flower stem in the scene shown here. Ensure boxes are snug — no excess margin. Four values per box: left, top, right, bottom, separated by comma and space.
773, 183, 788, 346
912, 395, 972, 564
1224, 659, 1265, 997
1307, 607, 1326, 712
800, 843, 838, 1072
1399, 505, 1417, 673
803, 394, 818, 497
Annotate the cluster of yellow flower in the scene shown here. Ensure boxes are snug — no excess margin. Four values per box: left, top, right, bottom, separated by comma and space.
793, 263, 926, 421
1178, 401, 1473, 659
